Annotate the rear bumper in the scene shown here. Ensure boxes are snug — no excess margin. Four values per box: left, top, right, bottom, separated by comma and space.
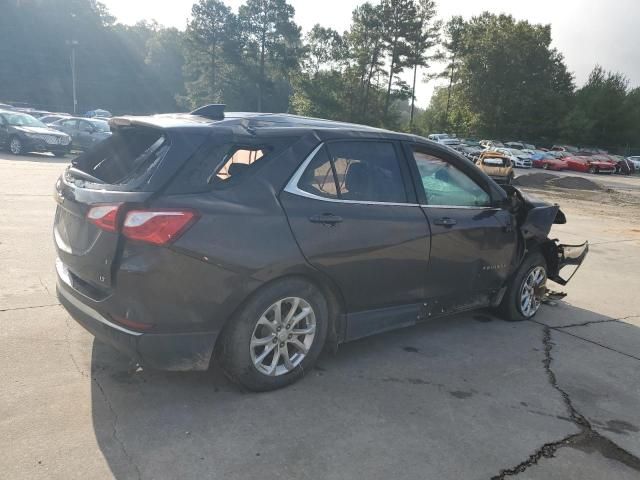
57, 278, 217, 371
489, 175, 511, 184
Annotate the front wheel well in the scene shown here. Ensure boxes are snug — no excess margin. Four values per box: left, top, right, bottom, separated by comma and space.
525, 239, 560, 279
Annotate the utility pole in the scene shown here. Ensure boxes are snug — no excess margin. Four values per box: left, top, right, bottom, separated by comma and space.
68, 40, 79, 114
68, 12, 78, 114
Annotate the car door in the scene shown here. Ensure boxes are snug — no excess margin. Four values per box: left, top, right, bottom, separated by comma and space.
280, 140, 431, 340
405, 143, 518, 312
77, 120, 95, 149
56, 119, 78, 144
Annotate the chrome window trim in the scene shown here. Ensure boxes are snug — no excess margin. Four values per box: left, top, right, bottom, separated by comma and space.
284, 141, 501, 210
284, 142, 420, 207
420, 204, 498, 210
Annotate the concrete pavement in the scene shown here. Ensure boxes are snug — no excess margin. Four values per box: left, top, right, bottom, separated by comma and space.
1, 153, 639, 479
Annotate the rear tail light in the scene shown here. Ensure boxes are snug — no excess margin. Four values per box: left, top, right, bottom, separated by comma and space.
122, 210, 198, 245
87, 205, 198, 246
87, 204, 121, 232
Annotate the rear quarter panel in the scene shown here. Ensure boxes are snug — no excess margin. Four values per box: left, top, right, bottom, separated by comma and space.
141, 132, 326, 332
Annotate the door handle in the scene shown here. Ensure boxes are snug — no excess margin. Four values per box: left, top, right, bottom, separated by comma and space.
309, 213, 343, 225
433, 217, 457, 227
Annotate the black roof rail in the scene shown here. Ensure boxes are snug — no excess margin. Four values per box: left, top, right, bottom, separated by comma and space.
190, 104, 225, 120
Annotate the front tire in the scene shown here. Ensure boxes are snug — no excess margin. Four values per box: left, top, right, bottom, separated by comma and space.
497, 252, 547, 322
219, 277, 328, 391
9, 136, 24, 155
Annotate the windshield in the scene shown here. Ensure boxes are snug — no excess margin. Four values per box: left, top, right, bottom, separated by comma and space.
89, 120, 110, 132
483, 157, 508, 166
2, 112, 46, 128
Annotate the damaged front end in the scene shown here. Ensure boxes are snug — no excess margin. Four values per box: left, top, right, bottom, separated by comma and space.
502, 185, 588, 286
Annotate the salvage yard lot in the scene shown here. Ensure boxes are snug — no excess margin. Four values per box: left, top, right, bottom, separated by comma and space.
1, 153, 639, 479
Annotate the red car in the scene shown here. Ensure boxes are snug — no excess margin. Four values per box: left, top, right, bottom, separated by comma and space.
564, 155, 616, 174
532, 152, 569, 171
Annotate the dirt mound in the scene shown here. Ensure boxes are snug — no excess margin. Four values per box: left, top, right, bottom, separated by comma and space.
513, 172, 558, 188
548, 176, 604, 191
514, 172, 604, 191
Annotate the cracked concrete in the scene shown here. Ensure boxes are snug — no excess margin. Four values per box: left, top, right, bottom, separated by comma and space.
491, 326, 640, 478
1, 155, 640, 479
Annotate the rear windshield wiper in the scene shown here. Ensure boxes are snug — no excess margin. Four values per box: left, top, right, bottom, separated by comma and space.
66, 167, 106, 184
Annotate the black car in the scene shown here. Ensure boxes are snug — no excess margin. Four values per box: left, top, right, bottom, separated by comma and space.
51, 116, 112, 150
0, 110, 72, 156
54, 105, 588, 391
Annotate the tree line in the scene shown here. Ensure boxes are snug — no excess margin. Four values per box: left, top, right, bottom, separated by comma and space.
1, 0, 638, 152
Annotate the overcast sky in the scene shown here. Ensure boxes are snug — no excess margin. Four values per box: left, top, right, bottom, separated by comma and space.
102, 0, 640, 106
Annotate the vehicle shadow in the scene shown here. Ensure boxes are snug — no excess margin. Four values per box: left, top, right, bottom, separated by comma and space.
89, 301, 640, 479
1, 152, 75, 163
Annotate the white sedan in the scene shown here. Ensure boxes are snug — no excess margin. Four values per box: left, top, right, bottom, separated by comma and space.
626, 156, 640, 169
495, 148, 533, 168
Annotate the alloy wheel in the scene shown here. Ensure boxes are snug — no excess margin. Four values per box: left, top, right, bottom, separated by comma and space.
10, 138, 22, 155
519, 266, 547, 317
250, 297, 316, 376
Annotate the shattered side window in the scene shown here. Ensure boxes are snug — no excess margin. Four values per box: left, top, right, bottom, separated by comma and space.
212, 147, 265, 182
412, 150, 491, 207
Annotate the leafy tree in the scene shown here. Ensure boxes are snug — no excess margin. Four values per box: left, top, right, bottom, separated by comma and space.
237, 0, 301, 112
434, 13, 574, 141
347, 2, 386, 120
561, 66, 630, 148
146, 28, 187, 106
406, 0, 439, 130
302, 25, 343, 74
183, 0, 233, 108
381, 0, 417, 119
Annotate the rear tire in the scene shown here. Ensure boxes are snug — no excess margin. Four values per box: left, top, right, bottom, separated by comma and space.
218, 277, 328, 391
54, 151, 67, 158
588, 166, 597, 174
497, 252, 547, 322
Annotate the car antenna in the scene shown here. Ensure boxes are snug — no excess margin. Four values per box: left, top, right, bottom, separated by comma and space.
190, 104, 225, 120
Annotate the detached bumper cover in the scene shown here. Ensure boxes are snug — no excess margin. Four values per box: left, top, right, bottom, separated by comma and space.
549, 241, 589, 286
57, 279, 217, 371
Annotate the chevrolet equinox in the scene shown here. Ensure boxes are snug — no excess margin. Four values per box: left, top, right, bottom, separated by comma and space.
54, 105, 588, 391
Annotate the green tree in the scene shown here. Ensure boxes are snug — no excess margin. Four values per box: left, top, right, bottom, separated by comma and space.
237, 0, 301, 112
561, 66, 630, 148
347, 2, 386, 120
183, 0, 233, 107
406, 0, 439, 130
439, 13, 574, 141
146, 28, 186, 105
381, 0, 417, 119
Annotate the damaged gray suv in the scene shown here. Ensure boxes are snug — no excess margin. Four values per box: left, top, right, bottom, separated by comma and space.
54, 105, 588, 391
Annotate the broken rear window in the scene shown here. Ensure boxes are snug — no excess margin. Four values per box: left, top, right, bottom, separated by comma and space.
72, 126, 168, 187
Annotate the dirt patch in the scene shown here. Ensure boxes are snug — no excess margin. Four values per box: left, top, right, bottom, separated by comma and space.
514, 172, 603, 191
513, 172, 558, 188
548, 176, 604, 191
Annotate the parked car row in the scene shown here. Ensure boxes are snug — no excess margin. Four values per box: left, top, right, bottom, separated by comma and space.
433, 134, 638, 176
0, 104, 112, 156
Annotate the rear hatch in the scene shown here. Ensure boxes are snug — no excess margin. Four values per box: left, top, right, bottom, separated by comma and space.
54, 123, 207, 296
